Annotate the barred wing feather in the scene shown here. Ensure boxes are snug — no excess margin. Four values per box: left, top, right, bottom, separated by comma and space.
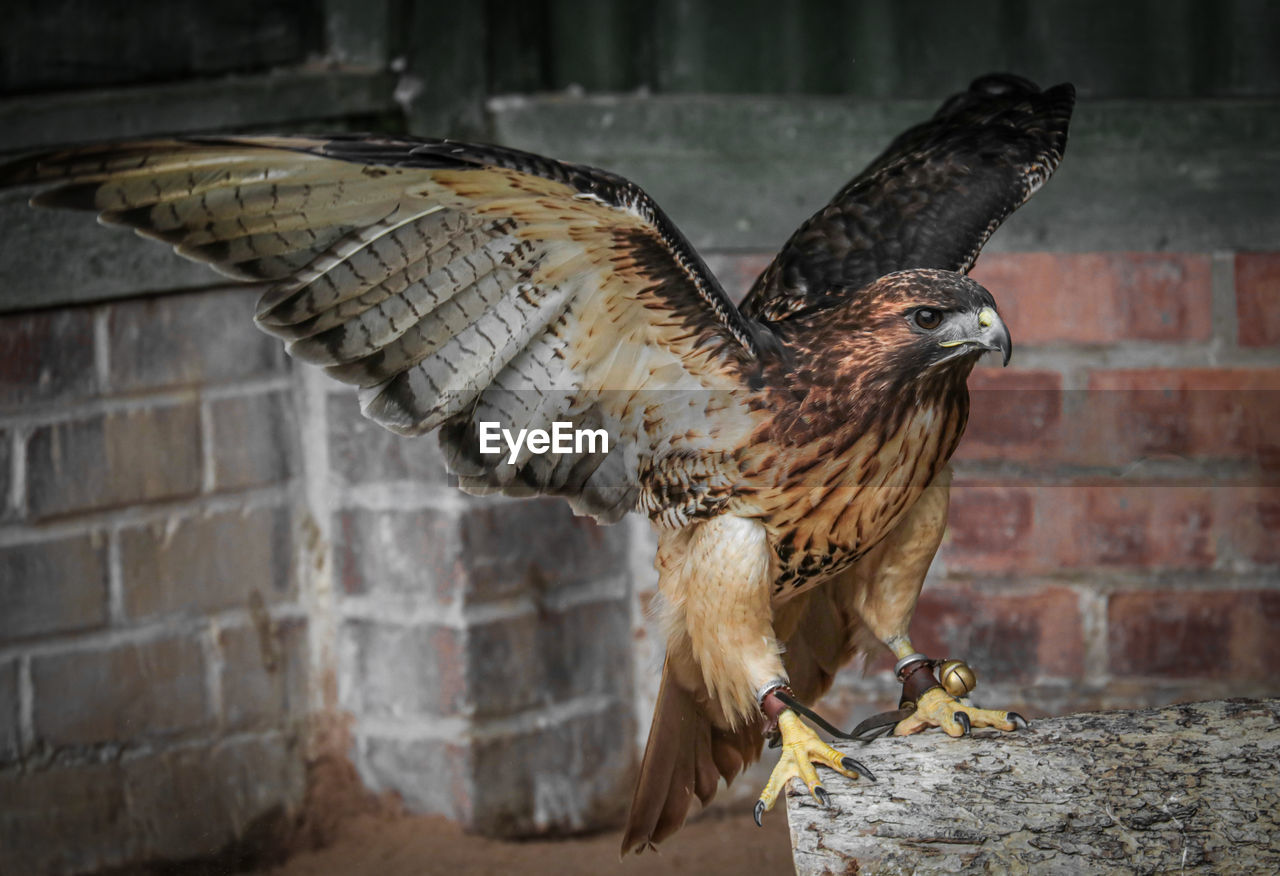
3, 135, 770, 520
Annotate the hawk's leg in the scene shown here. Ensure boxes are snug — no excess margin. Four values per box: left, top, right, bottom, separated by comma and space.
753, 689, 873, 824
657, 516, 874, 828
847, 468, 1026, 739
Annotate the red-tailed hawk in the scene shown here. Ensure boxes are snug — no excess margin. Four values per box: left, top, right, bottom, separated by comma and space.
0, 72, 1074, 853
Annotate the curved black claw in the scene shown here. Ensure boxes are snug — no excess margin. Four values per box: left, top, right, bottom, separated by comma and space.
1009, 711, 1029, 730
955, 711, 971, 736
753, 800, 765, 827
842, 756, 876, 782
814, 785, 831, 808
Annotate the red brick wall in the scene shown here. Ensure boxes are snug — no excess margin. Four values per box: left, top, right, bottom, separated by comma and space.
705, 250, 1280, 728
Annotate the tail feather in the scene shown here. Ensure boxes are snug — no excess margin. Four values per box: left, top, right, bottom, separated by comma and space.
621, 661, 762, 855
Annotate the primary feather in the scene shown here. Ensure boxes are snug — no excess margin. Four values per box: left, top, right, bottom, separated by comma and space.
6, 132, 768, 522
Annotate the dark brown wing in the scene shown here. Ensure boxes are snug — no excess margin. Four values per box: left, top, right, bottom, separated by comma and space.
740, 73, 1075, 323
1, 135, 774, 521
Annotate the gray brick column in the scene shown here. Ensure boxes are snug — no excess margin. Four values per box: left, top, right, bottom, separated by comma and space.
0, 289, 308, 874
324, 390, 638, 835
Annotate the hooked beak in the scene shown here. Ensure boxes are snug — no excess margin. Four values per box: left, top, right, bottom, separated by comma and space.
936, 306, 1013, 366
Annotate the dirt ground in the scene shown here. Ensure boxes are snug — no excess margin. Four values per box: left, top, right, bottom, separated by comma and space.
248, 807, 795, 876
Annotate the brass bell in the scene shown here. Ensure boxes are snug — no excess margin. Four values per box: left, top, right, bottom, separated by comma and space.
938, 659, 977, 697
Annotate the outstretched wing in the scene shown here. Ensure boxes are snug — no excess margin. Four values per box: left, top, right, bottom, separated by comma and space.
740, 73, 1075, 322
2, 135, 773, 521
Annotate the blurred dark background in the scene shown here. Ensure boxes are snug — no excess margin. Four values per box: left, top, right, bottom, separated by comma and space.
7, 1, 1279, 102
1, 2, 1277, 874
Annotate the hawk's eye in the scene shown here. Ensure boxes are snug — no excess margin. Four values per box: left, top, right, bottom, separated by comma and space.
914, 308, 943, 330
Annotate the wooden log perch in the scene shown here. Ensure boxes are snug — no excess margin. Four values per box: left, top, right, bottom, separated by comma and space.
786, 698, 1280, 874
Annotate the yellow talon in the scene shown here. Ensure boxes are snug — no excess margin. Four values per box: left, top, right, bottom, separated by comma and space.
754, 710, 874, 825
893, 687, 1026, 737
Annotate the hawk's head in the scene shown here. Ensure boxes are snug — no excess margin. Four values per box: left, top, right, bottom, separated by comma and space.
824, 268, 1012, 381
756, 267, 1010, 448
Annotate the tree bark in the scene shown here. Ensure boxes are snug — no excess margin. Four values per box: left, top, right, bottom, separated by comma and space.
786, 698, 1280, 875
